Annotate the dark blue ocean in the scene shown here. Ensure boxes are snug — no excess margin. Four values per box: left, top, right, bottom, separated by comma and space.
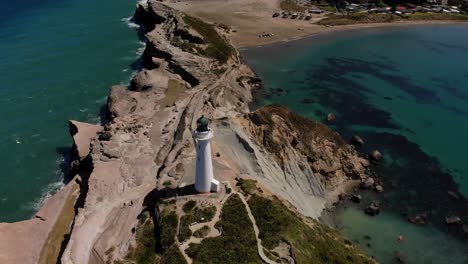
242, 25, 468, 264
0, 0, 141, 222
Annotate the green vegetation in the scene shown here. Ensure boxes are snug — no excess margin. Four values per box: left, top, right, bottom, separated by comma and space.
318, 12, 468, 26
408, 12, 468, 21
160, 210, 179, 250
117, 211, 157, 264
170, 36, 198, 53
178, 204, 216, 242
160, 245, 186, 264
280, 0, 307, 12
117, 210, 187, 264
186, 194, 262, 264
318, 13, 399, 25
248, 195, 374, 264
161, 79, 186, 107
237, 178, 258, 195
322, 6, 338, 12
182, 200, 197, 213
182, 15, 235, 63
193, 225, 210, 238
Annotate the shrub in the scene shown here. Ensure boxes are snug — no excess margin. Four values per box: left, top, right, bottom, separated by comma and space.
160, 211, 178, 250
186, 194, 261, 264
161, 245, 186, 264
248, 195, 375, 264
119, 211, 157, 264
182, 15, 235, 63
237, 178, 258, 195
178, 206, 216, 242
182, 200, 197, 213
193, 225, 210, 238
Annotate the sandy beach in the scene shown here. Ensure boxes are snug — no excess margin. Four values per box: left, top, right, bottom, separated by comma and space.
166, 0, 467, 48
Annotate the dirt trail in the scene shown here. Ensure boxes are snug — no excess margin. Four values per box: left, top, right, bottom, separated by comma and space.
178, 181, 277, 264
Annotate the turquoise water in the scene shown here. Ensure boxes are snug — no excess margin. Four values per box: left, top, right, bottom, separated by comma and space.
242, 25, 468, 263
0, 0, 141, 222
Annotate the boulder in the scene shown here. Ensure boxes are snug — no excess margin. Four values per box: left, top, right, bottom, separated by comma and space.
365, 201, 380, 216
107, 85, 137, 119
369, 150, 382, 162
351, 135, 364, 147
408, 214, 427, 225
374, 184, 384, 193
362, 177, 375, 189
350, 194, 362, 203
326, 113, 336, 122
359, 158, 371, 167
98, 131, 112, 141
130, 69, 154, 91
338, 193, 346, 201
445, 216, 463, 225
69, 120, 102, 161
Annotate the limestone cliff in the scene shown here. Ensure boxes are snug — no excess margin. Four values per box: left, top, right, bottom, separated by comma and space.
0, 1, 374, 263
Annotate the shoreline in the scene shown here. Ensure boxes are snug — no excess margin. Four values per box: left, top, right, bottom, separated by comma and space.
238, 20, 468, 49
2, 0, 467, 263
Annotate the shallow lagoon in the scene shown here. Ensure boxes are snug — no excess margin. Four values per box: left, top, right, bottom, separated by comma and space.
242, 24, 468, 263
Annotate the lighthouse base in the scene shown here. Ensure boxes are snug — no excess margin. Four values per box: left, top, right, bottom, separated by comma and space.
210, 179, 220, 192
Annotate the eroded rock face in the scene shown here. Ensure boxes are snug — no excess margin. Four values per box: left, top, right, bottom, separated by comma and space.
107, 85, 137, 119
130, 68, 170, 92
245, 104, 369, 189
69, 120, 102, 161
227, 104, 373, 217
6, 2, 377, 263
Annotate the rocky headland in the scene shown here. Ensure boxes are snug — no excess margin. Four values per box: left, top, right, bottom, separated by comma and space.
0, 1, 377, 263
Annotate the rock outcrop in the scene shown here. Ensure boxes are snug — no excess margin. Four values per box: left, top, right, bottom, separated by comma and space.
69, 120, 102, 162
0, 2, 375, 263
231, 104, 371, 216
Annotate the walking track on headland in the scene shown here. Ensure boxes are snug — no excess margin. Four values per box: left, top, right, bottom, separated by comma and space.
178, 181, 278, 264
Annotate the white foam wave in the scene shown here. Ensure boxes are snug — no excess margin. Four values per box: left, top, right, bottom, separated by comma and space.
136, 46, 146, 56
121, 16, 140, 29
95, 96, 107, 104
28, 181, 65, 212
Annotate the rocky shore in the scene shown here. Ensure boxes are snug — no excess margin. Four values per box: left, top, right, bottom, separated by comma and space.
0, 1, 377, 263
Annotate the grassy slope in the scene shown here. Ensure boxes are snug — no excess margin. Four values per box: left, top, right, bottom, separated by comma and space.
186, 194, 262, 264
118, 210, 186, 264
248, 194, 375, 264
178, 203, 216, 242
318, 12, 468, 26
182, 15, 235, 63
161, 79, 186, 108
237, 178, 258, 195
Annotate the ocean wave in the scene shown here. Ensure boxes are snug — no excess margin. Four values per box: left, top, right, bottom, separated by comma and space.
121, 16, 139, 29
95, 96, 107, 104
26, 181, 64, 212
136, 45, 146, 56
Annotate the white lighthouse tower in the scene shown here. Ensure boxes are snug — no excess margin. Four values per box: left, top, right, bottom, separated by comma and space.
193, 116, 219, 193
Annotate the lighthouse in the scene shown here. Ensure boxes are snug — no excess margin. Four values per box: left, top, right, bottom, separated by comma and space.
193, 116, 219, 193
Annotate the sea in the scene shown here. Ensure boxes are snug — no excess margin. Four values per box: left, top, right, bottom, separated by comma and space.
0, 0, 142, 222
242, 25, 468, 264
